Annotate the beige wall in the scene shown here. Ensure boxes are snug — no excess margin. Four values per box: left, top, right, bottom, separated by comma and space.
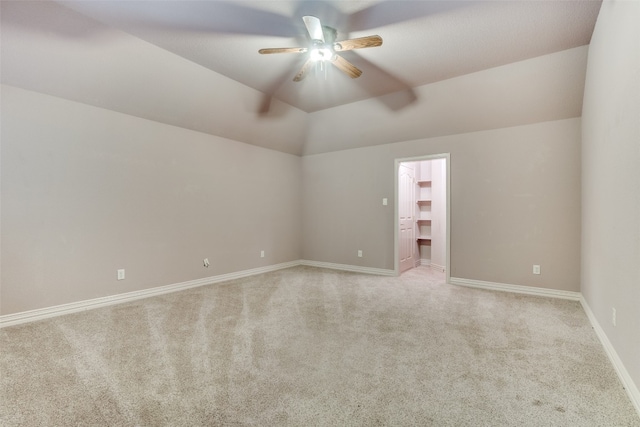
302, 118, 582, 292
581, 0, 640, 401
1, 62, 584, 316
1, 85, 302, 315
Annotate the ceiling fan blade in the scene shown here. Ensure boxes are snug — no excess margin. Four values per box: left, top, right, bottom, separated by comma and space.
331, 55, 362, 79
259, 47, 308, 55
334, 35, 383, 52
293, 59, 315, 82
348, 1, 470, 32
60, 0, 299, 37
303, 16, 325, 42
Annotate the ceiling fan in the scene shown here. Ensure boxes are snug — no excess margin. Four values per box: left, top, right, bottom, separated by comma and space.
258, 16, 382, 82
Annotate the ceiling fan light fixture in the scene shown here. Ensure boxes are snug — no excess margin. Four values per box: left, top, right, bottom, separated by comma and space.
259, 15, 380, 82
309, 47, 334, 62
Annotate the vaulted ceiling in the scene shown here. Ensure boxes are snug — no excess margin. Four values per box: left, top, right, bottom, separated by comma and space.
1, 1, 602, 155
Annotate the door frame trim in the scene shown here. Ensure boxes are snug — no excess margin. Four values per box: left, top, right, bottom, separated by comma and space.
394, 153, 451, 284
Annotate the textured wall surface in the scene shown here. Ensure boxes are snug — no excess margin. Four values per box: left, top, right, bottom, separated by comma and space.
581, 0, 640, 407
1, 86, 302, 315
302, 118, 582, 291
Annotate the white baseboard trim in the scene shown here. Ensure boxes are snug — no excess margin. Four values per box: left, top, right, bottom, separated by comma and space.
300, 260, 396, 276
419, 259, 431, 267
0, 261, 301, 328
449, 277, 581, 301
431, 263, 446, 273
580, 296, 640, 417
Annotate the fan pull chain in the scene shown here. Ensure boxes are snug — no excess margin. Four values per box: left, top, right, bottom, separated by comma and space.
315, 60, 329, 80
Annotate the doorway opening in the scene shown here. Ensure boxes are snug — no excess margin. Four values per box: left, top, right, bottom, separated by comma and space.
394, 154, 450, 283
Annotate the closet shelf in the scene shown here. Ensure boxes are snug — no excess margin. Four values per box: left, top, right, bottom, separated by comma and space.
417, 235, 432, 241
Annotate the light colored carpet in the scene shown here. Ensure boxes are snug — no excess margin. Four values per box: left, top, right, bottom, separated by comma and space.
1, 266, 638, 426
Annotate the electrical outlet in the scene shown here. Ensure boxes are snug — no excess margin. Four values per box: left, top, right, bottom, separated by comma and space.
260, 250, 265, 258
358, 250, 363, 257
203, 258, 210, 267
612, 308, 616, 327
117, 269, 125, 280
533, 265, 541, 275
382, 198, 388, 206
